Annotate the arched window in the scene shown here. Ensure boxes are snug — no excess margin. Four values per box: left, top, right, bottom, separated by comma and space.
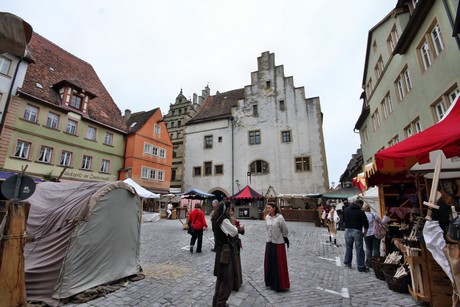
249, 160, 269, 175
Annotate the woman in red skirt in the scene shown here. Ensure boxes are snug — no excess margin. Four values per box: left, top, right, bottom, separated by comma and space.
264, 202, 290, 292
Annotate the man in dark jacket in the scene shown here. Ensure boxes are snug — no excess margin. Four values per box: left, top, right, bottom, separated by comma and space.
343, 199, 369, 272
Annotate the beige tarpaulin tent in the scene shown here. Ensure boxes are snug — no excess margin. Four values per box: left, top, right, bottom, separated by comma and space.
24, 181, 142, 305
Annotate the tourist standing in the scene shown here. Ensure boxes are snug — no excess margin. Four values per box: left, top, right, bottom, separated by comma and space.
188, 203, 207, 253
264, 202, 290, 292
343, 199, 369, 272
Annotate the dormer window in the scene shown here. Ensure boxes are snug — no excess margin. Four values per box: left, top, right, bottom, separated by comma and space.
70, 95, 82, 109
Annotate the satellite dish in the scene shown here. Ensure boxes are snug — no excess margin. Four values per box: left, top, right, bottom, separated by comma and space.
1, 174, 36, 201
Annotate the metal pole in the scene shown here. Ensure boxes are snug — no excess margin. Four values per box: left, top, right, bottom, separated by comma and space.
231, 117, 234, 195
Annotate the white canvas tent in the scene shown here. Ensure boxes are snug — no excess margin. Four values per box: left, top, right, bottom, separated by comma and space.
123, 178, 160, 198
24, 181, 142, 305
348, 186, 380, 216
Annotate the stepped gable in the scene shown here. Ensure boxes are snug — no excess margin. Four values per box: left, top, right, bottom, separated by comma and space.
126, 108, 158, 133
20, 32, 126, 132
187, 88, 244, 124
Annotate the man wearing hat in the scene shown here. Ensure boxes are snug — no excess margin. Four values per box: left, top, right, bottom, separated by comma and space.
343, 199, 369, 272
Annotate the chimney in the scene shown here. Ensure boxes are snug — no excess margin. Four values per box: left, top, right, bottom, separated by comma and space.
123, 109, 132, 122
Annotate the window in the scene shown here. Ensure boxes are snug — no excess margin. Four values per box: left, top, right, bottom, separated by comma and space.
81, 155, 92, 170
431, 24, 444, 56
266, 81, 271, 88
295, 157, 311, 172
159, 149, 166, 158
173, 147, 177, 158
281, 131, 291, 143
144, 143, 152, 154
449, 89, 460, 103
388, 135, 399, 147
387, 26, 399, 53
177, 121, 181, 128
381, 94, 393, 119
171, 169, 176, 181
158, 170, 164, 181
249, 130, 261, 145
60, 151, 72, 166
218, 136, 222, 142
204, 135, 213, 149
361, 125, 369, 144
250, 160, 269, 175
86, 127, 96, 141
66, 119, 78, 135
395, 67, 412, 101
420, 41, 432, 70
374, 56, 384, 79
405, 125, 413, 138
150, 169, 156, 180
279, 100, 285, 111
141, 167, 149, 179
70, 95, 82, 109
434, 100, 446, 121
371, 110, 381, 131
415, 120, 422, 133
154, 124, 160, 135
0, 56, 12, 75
104, 132, 113, 145
253, 104, 258, 116
24, 105, 38, 122
38, 146, 53, 163
204, 162, 212, 176
100, 159, 110, 173
14, 140, 30, 159
46, 112, 59, 129
194, 166, 202, 176
215, 165, 223, 175
152, 147, 158, 156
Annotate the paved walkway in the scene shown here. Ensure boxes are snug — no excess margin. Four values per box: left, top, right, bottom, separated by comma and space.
68, 217, 424, 307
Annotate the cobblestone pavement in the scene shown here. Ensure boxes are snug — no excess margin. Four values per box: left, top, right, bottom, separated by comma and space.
69, 218, 425, 307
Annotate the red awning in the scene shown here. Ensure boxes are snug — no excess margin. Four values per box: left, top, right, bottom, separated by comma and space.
375, 94, 460, 173
229, 185, 264, 200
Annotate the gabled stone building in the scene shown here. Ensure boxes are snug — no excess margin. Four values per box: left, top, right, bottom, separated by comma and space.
163, 87, 209, 193
183, 51, 329, 201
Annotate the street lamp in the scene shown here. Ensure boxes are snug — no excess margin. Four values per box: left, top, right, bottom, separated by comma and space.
229, 116, 237, 194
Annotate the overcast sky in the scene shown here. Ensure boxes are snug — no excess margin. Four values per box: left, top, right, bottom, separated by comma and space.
4, 1, 396, 188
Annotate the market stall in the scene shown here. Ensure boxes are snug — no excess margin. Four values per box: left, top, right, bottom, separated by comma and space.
364, 94, 460, 306
228, 185, 264, 219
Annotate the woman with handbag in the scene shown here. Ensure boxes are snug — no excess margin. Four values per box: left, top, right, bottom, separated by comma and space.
188, 203, 207, 253
362, 203, 389, 267
211, 201, 243, 307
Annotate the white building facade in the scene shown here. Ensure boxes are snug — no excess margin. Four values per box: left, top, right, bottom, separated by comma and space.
183, 52, 329, 201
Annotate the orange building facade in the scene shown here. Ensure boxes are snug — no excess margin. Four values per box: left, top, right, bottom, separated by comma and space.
120, 108, 173, 194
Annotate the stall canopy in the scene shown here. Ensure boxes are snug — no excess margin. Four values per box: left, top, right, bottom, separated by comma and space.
180, 188, 215, 199
375, 94, 460, 173
321, 186, 361, 199
123, 178, 160, 198
229, 185, 264, 200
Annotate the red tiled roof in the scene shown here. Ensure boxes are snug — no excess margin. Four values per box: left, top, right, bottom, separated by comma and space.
19, 32, 126, 132
126, 108, 159, 134
187, 88, 244, 124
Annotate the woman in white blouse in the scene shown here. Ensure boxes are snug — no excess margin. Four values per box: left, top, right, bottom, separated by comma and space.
264, 202, 290, 292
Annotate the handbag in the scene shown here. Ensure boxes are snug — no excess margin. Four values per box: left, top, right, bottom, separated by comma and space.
187, 211, 199, 235
373, 216, 387, 239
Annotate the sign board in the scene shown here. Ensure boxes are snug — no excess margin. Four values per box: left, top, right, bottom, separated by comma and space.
1, 174, 36, 201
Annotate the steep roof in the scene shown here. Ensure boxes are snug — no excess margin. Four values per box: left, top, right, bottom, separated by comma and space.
19, 32, 126, 132
126, 108, 159, 134
187, 88, 244, 125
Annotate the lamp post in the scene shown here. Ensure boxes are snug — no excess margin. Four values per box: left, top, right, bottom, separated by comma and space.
229, 116, 237, 194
